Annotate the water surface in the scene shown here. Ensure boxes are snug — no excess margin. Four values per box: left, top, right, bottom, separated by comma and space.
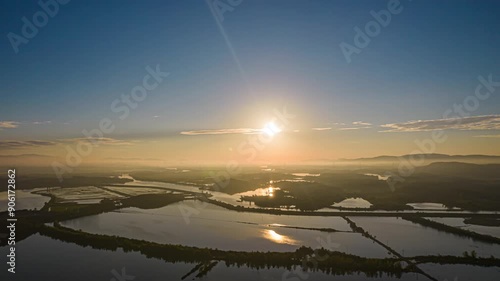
419, 263, 500, 281
332, 197, 372, 209
0, 234, 425, 281
350, 217, 500, 257
0, 189, 50, 212
426, 217, 500, 238
61, 202, 390, 257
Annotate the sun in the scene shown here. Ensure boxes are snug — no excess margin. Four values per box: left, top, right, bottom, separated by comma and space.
262, 121, 282, 137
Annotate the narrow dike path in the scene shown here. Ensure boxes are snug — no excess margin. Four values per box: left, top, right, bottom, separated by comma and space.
342, 216, 438, 281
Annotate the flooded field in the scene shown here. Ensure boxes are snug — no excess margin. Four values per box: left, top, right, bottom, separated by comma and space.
44, 186, 124, 204
0, 234, 427, 281
2, 179, 500, 280
407, 203, 460, 210
61, 202, 390, 257
426, 217, 500, 238
10, 178, 498, 280
350, 217, 500, 257
0, 234, 197, 281
332, 197, 373, 209
103, 186, 174, 196
419, 263, 500, 281
123, 180, 201, 193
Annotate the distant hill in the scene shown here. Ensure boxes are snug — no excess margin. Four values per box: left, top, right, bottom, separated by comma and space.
336, 153, 500, 166
0, 154, 56, 167
415, 162, 500, 180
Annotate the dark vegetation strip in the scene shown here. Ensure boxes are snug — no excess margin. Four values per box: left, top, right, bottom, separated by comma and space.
403, 216, 500, 245
411, 255, 500, 267
39, 223, 407, 277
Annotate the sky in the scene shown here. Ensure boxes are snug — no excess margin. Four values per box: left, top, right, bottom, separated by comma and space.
1, 0, 500, 166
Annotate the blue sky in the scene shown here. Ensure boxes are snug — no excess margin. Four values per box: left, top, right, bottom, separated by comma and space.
1, 0, 500, 160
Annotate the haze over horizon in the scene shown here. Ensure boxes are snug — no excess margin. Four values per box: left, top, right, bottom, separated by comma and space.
1, 0, 500, 165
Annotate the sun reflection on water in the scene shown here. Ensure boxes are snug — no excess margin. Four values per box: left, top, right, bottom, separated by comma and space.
262, 229, 298, 245
267, 187, 274, 197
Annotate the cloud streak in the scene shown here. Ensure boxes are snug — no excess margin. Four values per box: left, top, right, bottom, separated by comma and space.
0, 140, 58, 148
474, 134, 500, 138
0, 137, 134, 149
352, 121, 372, 126
0, 120, 52, 130
338, 126, 371, 130
328, 121, 372, 131
32, 121, 52, 125
0, 121, 20, 129
59, 137, 134, 145
181, 128, 263, 135
381, 115, 500, 132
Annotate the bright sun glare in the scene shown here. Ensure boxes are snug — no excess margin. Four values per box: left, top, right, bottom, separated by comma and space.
267, 187, 274, 197
262, 122, 282, 137
263, 230, 298, 245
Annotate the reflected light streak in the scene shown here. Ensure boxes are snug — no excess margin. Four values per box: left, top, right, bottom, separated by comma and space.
262, 229, 298, 245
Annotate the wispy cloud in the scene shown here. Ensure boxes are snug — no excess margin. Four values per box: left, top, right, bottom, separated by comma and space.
0, 137, 133, 149
474, 134, 500, 138
0, 120, 52, 129
0, 121, 20, 129
32, 121, 52, 125
105, 157, 163, 161
60, 137, 134, 145
329, 121, 372, 131
338, 127, 371, 130
352, 121, 372, 126
381, 115, 500, 132
312, 127, 332, 131
181, 128, 263, 135
0, 140, 57, 148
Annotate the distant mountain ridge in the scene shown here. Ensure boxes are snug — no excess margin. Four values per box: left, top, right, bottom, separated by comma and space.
415, 162, 500, 179
337, 153, 500, 164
